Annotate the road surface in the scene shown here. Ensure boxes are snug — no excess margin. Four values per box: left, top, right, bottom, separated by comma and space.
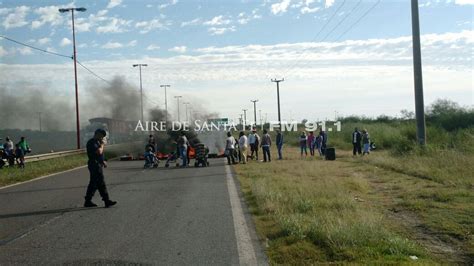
0, 159, 266, 265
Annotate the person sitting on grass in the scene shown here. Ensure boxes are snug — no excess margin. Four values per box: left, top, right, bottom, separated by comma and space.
362, 129, 371, 155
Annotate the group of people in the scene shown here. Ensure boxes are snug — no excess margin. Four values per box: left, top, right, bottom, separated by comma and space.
352, 127, 371, 156
298, 130, 328, 158
1, 136, 31, 168
224, 128, 286, 165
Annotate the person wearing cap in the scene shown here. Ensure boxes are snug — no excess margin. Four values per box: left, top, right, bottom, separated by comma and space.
84, 129, 117, 208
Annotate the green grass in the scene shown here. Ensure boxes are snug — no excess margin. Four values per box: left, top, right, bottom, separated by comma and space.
0, 154, 87, 187
235, 147, 435, 264
235, 146, 472, 264
0, 142, 143, 187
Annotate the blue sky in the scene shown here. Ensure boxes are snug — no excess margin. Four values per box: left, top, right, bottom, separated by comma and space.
0, 0, 473, 129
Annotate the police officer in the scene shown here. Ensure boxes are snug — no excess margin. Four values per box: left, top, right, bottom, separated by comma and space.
84, 129, 117, 208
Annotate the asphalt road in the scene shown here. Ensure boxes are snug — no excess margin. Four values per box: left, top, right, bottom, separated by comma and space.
0, 159, 266, 265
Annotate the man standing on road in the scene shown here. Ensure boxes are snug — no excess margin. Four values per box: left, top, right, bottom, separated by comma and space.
177, 132, 189, 167
84, 129, 117, 208
238, 131, 248, 164
352, 127, 362, 156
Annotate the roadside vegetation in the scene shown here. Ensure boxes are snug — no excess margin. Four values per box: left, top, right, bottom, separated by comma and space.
0, 141, 142, 187
235, 99, 473, 264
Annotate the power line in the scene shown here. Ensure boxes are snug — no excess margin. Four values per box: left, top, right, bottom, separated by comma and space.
334, 0, 381, 41
76, 60, 112, 85
0, 35, 72, 59
270, 0, 348, 80
284, 0, 363, 77
320, 0, 363, 42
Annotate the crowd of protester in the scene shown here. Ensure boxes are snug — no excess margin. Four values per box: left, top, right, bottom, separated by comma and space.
1, 136, 31, 168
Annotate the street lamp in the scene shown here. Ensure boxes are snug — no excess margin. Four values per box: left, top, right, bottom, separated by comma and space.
59, 7, 87, 149
132, 63, 148, 122
183, 102, 190, 122
174, 96, 182, 122
160, 84, 170, 123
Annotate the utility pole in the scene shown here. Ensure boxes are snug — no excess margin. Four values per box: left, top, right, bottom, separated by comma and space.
38, 112, 42, 132
183, 102, 190, 122
174, 96, 182, 122
271, 78, 284, 128
239, 114, 243, 128
59, 7, 86, 149
160, 84, 170, 123
411, 0, 426, 145
242, 109, 248, 130
132, 63, 148, 122
251, 99, 258, 128
259, 109, 262, 126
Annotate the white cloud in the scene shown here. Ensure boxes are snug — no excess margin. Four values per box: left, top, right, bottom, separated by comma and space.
208, 26, 236, 35
0, 46, 8, 57
301, 6, 320, 14
107, 0, 122, 9
60, 37, 72, 47
168, 46, 187, 53
237, 11, 262, 25
147, 44, 160, 51
325, 0, 335, 8
181, 18, 202, 27
2, 31, 472, 124
17, 47, 33, 55
203, 15, 232, 26
38, 37, 51, 45
31, 5, 64, 29
455, 0, 474, 4
135, 18, 168, 34
96, 18, 132, 33
2, 6, 30, 29
159, 0, 179, 9
101, 40, 137, 49
102, 41, 123, 49
271, 0, 291, 15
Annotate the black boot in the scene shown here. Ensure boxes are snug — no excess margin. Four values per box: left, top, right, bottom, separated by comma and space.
84, 200, 98, 208
104, 199, 117, 208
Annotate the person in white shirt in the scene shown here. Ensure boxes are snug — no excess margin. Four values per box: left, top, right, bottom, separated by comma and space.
248, 129, 260, 160
225, 132, 236, 165
238, 131, 248, 164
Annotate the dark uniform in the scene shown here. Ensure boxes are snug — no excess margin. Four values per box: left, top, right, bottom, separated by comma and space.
84, 137, 110, 204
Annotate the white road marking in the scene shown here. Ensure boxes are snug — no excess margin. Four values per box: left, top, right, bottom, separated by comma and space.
225, 163, 258, 265
0, 165, 87, 190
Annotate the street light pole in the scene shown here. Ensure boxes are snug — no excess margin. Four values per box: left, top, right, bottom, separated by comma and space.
251, 99, 258, 128
133, 63, 148, 123
174, 96, 182, 122
59, 7, 86, 149
271, 78, 284, 128
242, 109, 248, 130
183, 102, 190, 122
160, 84, 170, 123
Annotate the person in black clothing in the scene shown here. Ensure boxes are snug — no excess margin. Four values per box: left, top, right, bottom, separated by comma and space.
319, 129, 328, 155
352, 127, 362, 156
84, 129, 117, 208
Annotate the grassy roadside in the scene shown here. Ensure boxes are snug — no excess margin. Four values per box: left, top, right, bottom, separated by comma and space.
0, 154, 87, 187
234, 146, 472, 264
0, 142, 142, 187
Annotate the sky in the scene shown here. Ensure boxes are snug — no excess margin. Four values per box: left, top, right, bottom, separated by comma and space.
0, 0, 473, 129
